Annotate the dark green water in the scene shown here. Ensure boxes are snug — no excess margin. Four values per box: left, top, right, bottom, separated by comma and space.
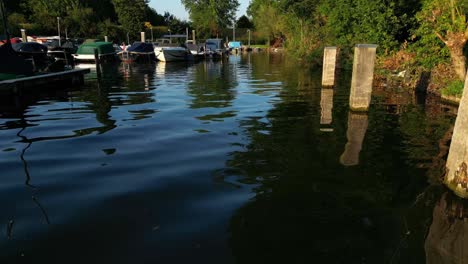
0, 54, 461, 263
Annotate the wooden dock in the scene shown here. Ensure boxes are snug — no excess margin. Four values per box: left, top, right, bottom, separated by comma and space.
0, 68, 90, 91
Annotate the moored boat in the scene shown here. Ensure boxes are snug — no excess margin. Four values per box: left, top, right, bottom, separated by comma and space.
118, 42, 155, 63
228, 41, 242, 54
154, 46, 192, 62
0, 42, 34, 80
12, 42, 51, 71
205, 38, 228, 59
73, 41, 118, 62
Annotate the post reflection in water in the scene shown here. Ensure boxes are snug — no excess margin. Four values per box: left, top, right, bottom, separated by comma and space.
320, 88, 334, 132
425, 192, 468, 264
340, 111, 369, 166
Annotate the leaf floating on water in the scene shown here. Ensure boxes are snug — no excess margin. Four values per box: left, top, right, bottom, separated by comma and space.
102, 148, 117, 155
2, 148, 16, 152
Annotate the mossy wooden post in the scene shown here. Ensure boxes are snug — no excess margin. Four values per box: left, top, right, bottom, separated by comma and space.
322, 47, 337, 87
320, 88, 334, 132
445, 71, 468, 198
21, 29, 27, 42
349, 44, 378, 111
340, 112, 368, 166
141, 32, 145, 43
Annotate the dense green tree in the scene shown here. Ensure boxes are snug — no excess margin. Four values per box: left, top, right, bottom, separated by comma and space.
146, 6, 165, 27
82, 0, 117, 22
25, 0, 96, 36
1, 0, 174, 39
247, 0, 282, 42
318, 0, 403, 53
112, 0, 147, 39
182, 0, 240, 37
163, 12, 191, 34
415, 0, 468, 80
237, 15, 253, 29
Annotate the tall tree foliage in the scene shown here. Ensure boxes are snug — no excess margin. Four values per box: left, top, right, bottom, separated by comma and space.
415, 0, 468, 80
26, 0, 96, 36
237, 15, 253, 29
182, 0, 240, 37
248, 0, 282, 42
112, 0, 147, 38
248, 0, 424, 62
2, 0, 172, 39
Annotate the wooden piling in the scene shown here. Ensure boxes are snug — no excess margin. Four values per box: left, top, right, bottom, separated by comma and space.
340, 112, 368, 166
104, 36, 108, 42
349, 44, 378, 112
21, 29, 27, 42
322, 47, 337, 87
444, 70, 468, 198
141, 32, 146, 43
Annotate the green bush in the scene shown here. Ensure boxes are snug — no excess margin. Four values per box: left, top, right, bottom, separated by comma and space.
441, 80, 464, 97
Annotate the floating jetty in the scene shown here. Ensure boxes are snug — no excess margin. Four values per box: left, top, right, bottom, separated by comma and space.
0, 68, 90, 91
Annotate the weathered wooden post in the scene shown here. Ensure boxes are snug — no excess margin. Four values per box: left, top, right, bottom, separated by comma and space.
141, 32, 146, 43
21, 29, 27, 42
322, 47, 337, 87
104, 36, 108, 42
444, 71, 468, 198
340, 112, 368, 166
320, 88, 334, 132
349, 44, 378, 111
192, 30, 196, 44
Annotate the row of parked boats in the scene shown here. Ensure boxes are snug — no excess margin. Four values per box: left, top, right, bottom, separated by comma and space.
74, 38, 231, 63
0, 35, 254, 81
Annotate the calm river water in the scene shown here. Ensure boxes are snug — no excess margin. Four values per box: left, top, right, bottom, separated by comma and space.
0, 53, 463, 263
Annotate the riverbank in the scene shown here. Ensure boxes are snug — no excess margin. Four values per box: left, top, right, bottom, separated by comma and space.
377, 51, 463, 105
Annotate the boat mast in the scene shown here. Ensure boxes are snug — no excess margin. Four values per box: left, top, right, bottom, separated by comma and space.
0, 0, 10, 45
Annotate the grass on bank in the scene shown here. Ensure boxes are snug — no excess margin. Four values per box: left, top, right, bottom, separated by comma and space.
441, 80, 464, 97
249, 44, 269, 48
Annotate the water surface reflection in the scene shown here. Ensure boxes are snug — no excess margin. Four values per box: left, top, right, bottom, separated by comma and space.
0, 55, 460, 263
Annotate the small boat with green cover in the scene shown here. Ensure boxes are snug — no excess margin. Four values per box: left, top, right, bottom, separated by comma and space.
73, 42, 117, 62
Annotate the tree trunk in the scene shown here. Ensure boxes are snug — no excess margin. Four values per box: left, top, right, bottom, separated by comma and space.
449, 47, 466, 81
445, 32, 467, 80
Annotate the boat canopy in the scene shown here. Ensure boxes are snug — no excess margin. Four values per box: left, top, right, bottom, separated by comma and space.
127, 42, 154, 53
76, 42, 115, 55
228, 42, 242, 48
206, 39, 224, 50
0, 43, 34, 78
162, 34, 187, 38
12, 42, 48, 53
